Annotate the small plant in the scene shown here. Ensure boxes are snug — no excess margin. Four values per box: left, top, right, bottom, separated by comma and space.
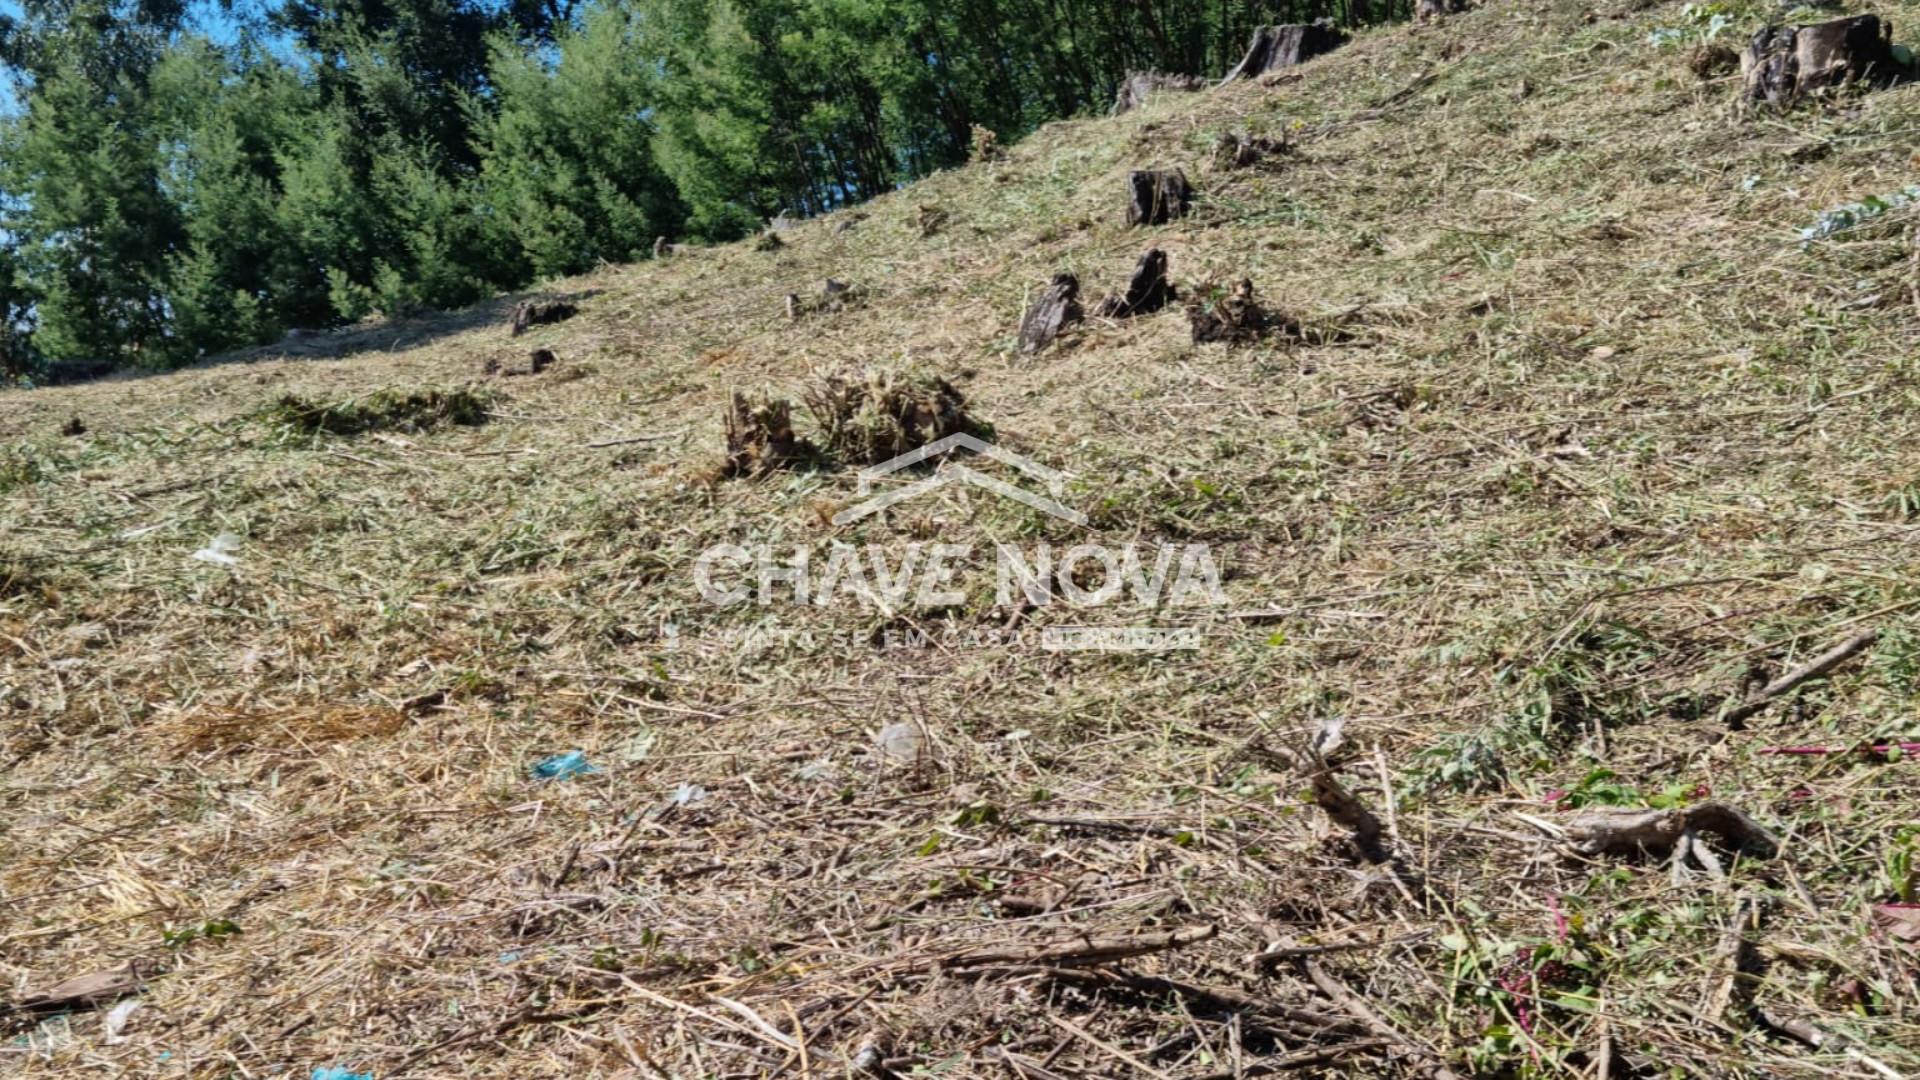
1800, 184, 1920, 244
1646, 3, 1735, 48
1888, 826, 1919, 901
163, 918, 241, 948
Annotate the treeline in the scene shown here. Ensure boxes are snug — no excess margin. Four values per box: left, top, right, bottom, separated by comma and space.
0, 0, 1404, 378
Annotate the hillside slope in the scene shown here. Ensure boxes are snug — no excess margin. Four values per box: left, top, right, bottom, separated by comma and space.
6, 1, 1920, 1075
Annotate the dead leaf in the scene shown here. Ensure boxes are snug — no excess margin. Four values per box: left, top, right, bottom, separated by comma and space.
1871, 903, 1920, 943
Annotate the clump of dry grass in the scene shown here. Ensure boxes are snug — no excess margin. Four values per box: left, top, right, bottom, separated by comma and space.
803, 366, 991, 465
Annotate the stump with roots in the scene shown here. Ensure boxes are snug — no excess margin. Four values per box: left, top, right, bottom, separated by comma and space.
1094, 249, 1176, 318
1018, 273, 1084, 354
1125, 169, 1193, 226
1741, 14, 1901, 105
1219, 24, 1346, 83
1112, 71, 1208, 114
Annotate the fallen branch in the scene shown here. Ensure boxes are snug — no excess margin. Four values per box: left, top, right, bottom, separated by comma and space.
903, 924, 1216, 973
1303, 959, 1465, 1080
1561, 802, 1779, 859
1308, 764, 1388, 862
1723, 629, 1878, 728
1759, 741, 1920, 757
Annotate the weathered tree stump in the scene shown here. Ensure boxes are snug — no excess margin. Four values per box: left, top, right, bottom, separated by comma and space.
1018, 273, 1084, 353
753, 230, 784, 252
1220, 24, 1346, 83
1187, 279, 1300, 345
509, 299, 578, 337
1741, 15, 1900, 105
1211, 132, 1289, 171
528, 347, 555, 373
653, 236, 677, 258
1112, 71, 1208, 114
1125, 169, 1193, 226
1415, 0, 1466, 23
722, 391, 816, 477
1094, 250, 1176, 318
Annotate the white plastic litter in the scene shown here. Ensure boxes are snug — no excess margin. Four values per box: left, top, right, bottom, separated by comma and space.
103, 998, 143, 1044
876, 722, 930, 766
190, 532, 243, 567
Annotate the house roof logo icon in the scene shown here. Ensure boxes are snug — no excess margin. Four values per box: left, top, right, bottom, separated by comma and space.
831, 432, 1088, 526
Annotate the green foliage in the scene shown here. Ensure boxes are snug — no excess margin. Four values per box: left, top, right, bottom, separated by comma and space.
163, 917, 242, 948
256, 387, 496, 436
0, 0, 1405, 367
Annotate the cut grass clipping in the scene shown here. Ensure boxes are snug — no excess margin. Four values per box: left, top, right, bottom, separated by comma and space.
256, 387, 494, 437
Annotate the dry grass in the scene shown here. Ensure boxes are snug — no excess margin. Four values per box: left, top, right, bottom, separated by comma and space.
6, 0, 1920, 1075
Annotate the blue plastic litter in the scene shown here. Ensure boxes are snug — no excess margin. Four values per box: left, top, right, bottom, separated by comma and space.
531, 750, 598, 780
311, 1069, 373, 1080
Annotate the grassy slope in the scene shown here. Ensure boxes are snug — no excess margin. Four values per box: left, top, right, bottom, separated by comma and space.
6, 0, 1920, 1074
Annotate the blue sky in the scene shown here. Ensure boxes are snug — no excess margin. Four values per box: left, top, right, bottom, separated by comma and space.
0, 0, 21, 116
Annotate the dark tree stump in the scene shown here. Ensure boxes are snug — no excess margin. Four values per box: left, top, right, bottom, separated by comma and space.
1112, 71, 1208, 114
1220, 24, 1346, 83
529, 348, 555, 373
722, 391, 816, 477
1742, 15, 1900, 105
1415, 0, 1465, 23
1019, 273, 1084, 353
1094, 250, 1176, 318
509, 300, 578, 337
1125, 169, 1193, 226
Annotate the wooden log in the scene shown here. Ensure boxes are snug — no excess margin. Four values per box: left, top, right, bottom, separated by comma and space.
1018, 273, 1084, 353
1741, 15, 1899, 105
1124, 169, 1192, 226
1093, 249, 1176, 318
1112, 71, 1207, 114
1220, 24, 1346, 83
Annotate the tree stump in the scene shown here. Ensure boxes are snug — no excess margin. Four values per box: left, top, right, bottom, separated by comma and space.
1415, 0, 1466, 23
1741, 15, 1899, 105
1125, 169, 1193, 226
722, 391, 816, 477
1188, 279, 1300, 345
1112, 71, 1208, 114
1018, 273, 1084, 353
1094, 250, 1175, 318
509, 299, 578, 337
1220, 24, 1346, 83
1211, 132, 1288, 171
